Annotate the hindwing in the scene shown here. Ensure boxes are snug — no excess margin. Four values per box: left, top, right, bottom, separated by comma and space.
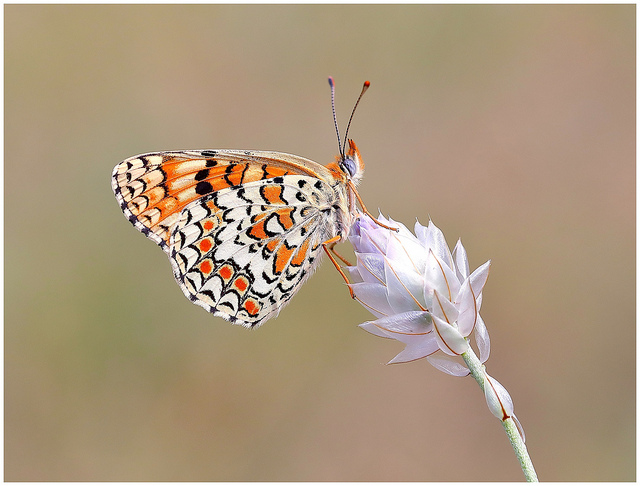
169, 176, 338, 327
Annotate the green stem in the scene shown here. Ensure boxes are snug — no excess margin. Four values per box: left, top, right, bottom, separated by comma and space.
462, 346, 539, 482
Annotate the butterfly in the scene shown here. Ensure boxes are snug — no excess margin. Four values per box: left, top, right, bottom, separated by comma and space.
112, 78, 393, 328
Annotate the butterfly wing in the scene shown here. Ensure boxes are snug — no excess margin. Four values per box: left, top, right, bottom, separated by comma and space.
112, 150, 345, 327
169, 176, 340, 327
111, 149, 337, 252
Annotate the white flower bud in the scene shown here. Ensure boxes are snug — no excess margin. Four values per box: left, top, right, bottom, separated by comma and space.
349, 214, 490, 370
483, 373, 514, 420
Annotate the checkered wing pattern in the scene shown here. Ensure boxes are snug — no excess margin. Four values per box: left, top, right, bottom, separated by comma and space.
112, 150, 324, 252
170, 177, 337, 327
112, 150, 345, 327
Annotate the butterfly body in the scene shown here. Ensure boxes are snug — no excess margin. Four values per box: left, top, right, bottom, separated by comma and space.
112, 141, 364, 327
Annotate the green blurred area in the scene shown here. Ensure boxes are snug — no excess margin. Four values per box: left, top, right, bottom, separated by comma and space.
5, 4, 634, 481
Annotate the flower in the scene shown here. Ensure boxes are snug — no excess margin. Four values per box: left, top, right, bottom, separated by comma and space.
346, 213, 531, 460
348, 213, 491, 374
347, 213, 531, 456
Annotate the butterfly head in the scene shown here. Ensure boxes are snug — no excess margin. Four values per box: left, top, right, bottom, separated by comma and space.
340, 139, 364, 186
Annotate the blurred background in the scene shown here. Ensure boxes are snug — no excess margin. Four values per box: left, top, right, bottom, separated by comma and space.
5, 4, 634, 481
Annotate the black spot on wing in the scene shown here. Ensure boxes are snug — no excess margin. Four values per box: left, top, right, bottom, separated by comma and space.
195, 181, 213, 195
195, 169, 210, 181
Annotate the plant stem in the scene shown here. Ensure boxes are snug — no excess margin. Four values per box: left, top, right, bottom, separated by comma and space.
462, 347, 539, 482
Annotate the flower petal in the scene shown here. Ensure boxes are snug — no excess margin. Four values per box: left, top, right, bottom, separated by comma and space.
385, 215, 414, 239
423, 249, 461, 302
432, 315, 469, 355
426, 355, 470, 376
354, 252, 386, 284
347, 265, 364, 284
386, 232, 428, 277
430, 288, 459, 324
388, 334, 440, 364
369, 311, 432, 334
469, 260, 491, 298
414, 220, 426, 244
455, 278, 478, 337
474, 314, 491, 363
385, 258, 425, 313
511, 414, 526, 443
349, 282, 393, 317
452, 239, 470, 282
484, 373, 514, 420
418, 220, 454, 270
349, 217, 390, 255
359, 321, 394, 339
475, 292, 483, 312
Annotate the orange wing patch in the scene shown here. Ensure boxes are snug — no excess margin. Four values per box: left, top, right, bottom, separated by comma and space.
114, 152, 316, 248
199, 259, 214, 275
260, 185, 286, 205
274, 243, 296, 275
248, 218, 269, 241
243, 298, 261, 317
275, 208, 295, 230
218, 264, 234, 283
290, 238, 310, 267
233, 276, 249, 293
198, 237, 213, 253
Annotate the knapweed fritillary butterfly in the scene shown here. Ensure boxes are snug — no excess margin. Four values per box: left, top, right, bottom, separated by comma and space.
112, 78, 394, 328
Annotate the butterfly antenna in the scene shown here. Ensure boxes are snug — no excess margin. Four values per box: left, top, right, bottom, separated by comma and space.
328, 77, 343, 158
342, 80, 370, 155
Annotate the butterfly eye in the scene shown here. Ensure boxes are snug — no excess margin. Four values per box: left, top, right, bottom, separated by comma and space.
341, 157, 357, 177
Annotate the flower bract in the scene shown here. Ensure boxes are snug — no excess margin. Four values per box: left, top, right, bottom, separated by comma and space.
349, 214, 491, 371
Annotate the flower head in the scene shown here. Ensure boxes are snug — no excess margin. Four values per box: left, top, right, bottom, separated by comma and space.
348, 213, 491, 374
346, 213, 531, 464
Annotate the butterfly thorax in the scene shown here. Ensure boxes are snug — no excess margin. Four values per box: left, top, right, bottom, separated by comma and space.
323, 139, 365, 239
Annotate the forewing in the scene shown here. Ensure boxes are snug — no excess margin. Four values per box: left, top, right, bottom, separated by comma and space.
111, 150, 332, 252
169, 176, 338, 327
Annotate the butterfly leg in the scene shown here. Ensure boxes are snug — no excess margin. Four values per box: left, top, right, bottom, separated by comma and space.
322, 235, 355, 299
347, 180, 398, 232
330, 243, 352, 266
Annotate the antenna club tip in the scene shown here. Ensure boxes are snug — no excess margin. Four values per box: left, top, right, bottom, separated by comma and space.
328, 77, 335, 87
364, 80, 370, 87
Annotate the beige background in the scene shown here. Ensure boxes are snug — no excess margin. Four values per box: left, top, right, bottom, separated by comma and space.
5, 4, 634, 481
